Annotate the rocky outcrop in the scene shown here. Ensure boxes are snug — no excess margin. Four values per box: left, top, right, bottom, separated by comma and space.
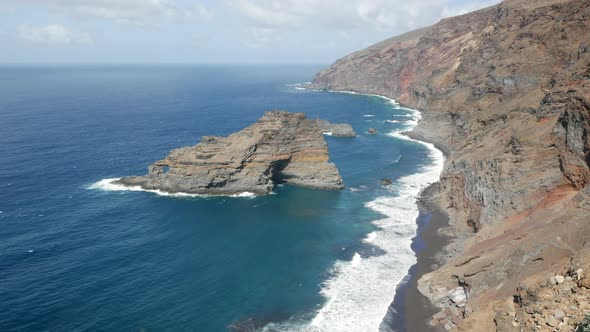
316, 119, 356, 137
507, 263, 590, 331
116, 111, 344, 195
312, 0, 590, 330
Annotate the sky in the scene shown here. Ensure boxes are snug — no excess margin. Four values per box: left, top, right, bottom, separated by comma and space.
0, 0, 499, 64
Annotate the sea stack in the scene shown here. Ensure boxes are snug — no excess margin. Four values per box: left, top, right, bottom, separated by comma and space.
116, 111, 344, 195
316, 119, 356, 137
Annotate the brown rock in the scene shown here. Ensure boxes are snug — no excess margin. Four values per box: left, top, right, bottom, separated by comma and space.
117, 111, 344, 195
316, 119, 356, 137
380, 178, 393, 186
546, 315, 558, 327
554, 309, 565, 320
311, 0, 590, 330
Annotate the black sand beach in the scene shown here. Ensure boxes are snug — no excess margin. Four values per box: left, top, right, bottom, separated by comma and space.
381, 183, 451, 332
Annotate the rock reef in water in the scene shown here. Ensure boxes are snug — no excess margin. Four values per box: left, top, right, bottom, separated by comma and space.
316, 119, 356, 137
115, 111, 345, 195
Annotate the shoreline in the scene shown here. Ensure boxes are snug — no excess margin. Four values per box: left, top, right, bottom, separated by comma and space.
328, 88, 449, 331
284, 85, 448, 331
317, 86, 452, 331
380, 183, 451, 332
331, 90, 450, 331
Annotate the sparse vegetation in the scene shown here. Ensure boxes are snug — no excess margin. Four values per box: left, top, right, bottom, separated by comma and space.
577, 314, 590, 332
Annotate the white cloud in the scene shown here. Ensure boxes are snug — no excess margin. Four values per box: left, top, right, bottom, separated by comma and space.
18, 24, 93, 45
230, 0, 497, 30
18, 0, 214, 25
196, 5, 215, 21
234, 0, 299, 26
243, 27, 278, 48
229, 0, 499, 55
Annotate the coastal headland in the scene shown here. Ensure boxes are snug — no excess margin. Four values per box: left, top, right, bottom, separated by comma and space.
311, 0, 590, 330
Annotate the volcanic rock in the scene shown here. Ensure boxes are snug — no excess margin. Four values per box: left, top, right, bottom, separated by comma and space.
116, 111, 344, 195
380, 178, 393, 186
316, 119, 356, 137
311, 0, 590, 330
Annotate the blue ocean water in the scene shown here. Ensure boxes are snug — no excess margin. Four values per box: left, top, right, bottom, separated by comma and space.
0, 65, 440, 331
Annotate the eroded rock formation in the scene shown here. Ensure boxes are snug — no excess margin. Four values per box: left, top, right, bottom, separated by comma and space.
116, 111, 344, 195
316, 119, 356, 137
312, 0, 590, 330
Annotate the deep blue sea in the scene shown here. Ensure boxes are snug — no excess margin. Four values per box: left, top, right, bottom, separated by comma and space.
0, 65, 442, 332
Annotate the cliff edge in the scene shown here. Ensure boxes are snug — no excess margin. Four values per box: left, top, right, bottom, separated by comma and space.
312, 0, 590, 330
116, 111, 344, 195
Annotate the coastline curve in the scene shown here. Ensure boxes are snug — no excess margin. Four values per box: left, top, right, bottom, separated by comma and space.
263, 88, 445, 331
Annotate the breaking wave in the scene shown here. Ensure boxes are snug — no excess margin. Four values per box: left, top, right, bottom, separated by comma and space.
261, 92, 445, 331
88, 178, 256, 198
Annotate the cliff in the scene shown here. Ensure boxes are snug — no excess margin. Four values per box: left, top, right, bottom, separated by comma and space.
312, 0, 590, 330
116, 111, 344, 195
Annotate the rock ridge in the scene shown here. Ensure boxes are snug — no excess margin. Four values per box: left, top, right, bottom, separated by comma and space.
116, 111, 345, 195
312, 0, 590, 330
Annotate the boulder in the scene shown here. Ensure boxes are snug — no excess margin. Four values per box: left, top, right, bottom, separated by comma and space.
380, 178, 393, 186
546, 315, 558, 327
448, 287, 467, 304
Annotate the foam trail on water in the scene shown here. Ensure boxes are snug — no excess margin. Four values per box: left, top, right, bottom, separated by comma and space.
88, 178, 256, 198
288, 82, 321, 92
262, 90, 444, 332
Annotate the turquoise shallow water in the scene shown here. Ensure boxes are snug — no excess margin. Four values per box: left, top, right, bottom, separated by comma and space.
0, 65, 438, 331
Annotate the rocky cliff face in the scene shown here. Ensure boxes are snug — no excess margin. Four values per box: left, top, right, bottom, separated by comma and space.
312, 0, 590, 330
116, 111, 344, 195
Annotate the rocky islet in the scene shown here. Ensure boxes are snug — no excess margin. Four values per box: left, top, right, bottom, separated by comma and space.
116, 111, 348, 195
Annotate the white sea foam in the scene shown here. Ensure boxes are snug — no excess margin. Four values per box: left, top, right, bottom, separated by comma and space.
322, 132, 333, 136
386, 118, 419, 127
231, 192, 256, 198
288, 82, 321, 92
88, 178, 256, 199
350, 252, 362, 267
363, 114, 375, 117
263, 92, 445, 332
364, 231, 377, 243
348, 185, 368, 193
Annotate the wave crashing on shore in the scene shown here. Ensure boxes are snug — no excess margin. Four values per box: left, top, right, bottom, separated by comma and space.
263, 91, 444, 331
88, 178, 256, 198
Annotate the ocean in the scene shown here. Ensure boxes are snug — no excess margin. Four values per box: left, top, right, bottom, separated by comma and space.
0, 65, 443, 331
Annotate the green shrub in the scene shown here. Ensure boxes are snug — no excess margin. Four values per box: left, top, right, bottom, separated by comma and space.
578, 314, 590, 332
